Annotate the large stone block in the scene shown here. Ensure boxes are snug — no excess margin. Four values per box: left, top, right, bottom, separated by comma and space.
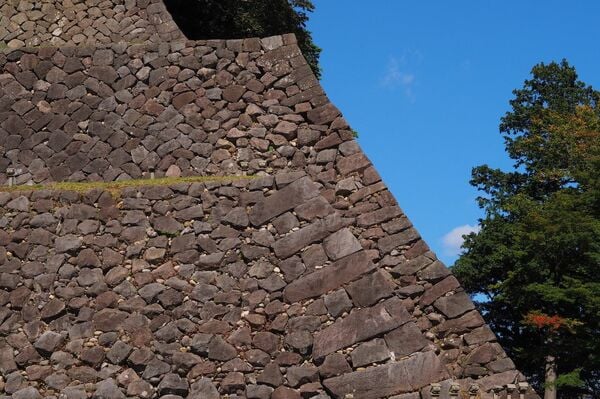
249, 177, 320, 226
323, 351, 449, 399
284, 251, 375, 303
313, 297, 411, 359
272, 214, 344, 259
433, 291, 475, 318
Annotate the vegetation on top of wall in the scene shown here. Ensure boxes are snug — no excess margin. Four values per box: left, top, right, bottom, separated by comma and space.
163, 0, 321, 78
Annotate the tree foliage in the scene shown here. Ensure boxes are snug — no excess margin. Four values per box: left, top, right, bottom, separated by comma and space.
453, 60, 600, 397
163, 0, 321, 77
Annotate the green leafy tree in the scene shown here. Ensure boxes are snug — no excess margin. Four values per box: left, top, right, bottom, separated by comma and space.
453, 60, 600, 398
163, 0, 321, 77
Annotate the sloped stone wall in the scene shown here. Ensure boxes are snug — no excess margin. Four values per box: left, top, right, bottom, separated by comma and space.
0, 1, 540, 398
0, 0, 181, 48
0, 174, 535, 399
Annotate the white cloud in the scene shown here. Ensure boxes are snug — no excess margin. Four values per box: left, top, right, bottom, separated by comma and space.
380, 56, 416, 101
442, 224, 481, 257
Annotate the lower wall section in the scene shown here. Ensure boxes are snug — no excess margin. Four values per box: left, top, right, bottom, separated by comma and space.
0, 171, 537, 398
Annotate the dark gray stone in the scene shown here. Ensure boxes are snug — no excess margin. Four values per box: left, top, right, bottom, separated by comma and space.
189, 378, 220, 399
34, 331, 64, 354
346, 270, 396, 307
93, 378, 125, 399
158, 373, 189, 396
324, 289, 352, 318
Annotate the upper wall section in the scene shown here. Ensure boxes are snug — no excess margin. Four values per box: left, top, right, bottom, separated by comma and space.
0, 34, 330, 185
0, 0, 182, 48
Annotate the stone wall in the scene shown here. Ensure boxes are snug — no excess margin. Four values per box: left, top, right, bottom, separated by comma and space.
0, 1, 540, 398
0, 0, 181, 49
0, 174, 536, 399
0, 34, 322, 186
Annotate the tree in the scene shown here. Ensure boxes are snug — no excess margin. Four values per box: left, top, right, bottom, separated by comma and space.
453, 60, 600, 398
163, 0, 321, 78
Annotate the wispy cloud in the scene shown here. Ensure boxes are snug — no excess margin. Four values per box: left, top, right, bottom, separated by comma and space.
442, 224, 480, 257
381, 58, 415, 87
380, 52, 422, 101
460, 59, 472, 72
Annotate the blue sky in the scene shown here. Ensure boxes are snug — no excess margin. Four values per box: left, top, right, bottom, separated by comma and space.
308, 1, 600, 265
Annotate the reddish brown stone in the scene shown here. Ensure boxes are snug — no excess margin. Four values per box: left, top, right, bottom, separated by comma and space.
306, 104, 340, 125
172, 91, 196, 109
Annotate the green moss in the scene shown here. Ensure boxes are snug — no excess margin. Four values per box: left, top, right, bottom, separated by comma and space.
0, 175, 256, 196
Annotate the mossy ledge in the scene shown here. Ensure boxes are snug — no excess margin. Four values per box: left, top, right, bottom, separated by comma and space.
0, 175, 256, 196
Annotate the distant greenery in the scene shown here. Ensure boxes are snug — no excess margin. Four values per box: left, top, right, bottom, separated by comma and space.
454, 60, 600, 398
163, 0, 321, 78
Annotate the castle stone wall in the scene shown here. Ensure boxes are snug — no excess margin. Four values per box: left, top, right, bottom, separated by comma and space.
0, 1, 539, 398
0, 0, 181, 48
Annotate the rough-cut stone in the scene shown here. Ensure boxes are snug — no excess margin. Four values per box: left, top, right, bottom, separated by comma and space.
346, 270, 396, 307
323, 228, 362, 260
313, 297, 411, 359
273, 215, 343, 259
6, 196, 29, 211
384, 322, 430, 357
271, 386, 302, 399
284, 251, 375, 302
378, 228, 420, 253
249, 177, 320, 226
323, 351, 449, 399
436, 310, 485, 335
94, 379, 125, 399
286, 365, 319, 387
350, 338, 390, 367
294, 196, 334, 220
419, 260, 451, 281
434, 292, 475, 319
0, 8, 536, 396
55, 235, 83, 253
34, 331, 64, 354
319, 353, 352, 378
420, 276, 460, 306
464, 325, 497, 346
12, 387, 42, 399
307, 104, 340, 125
324, 289, 353, 317
207, 336, 237, 361
257, 362, 283, 387
190, 378, 220, 399
357, 206, 402, 227
158, 373, 189, 396
40, 298, 66, 320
